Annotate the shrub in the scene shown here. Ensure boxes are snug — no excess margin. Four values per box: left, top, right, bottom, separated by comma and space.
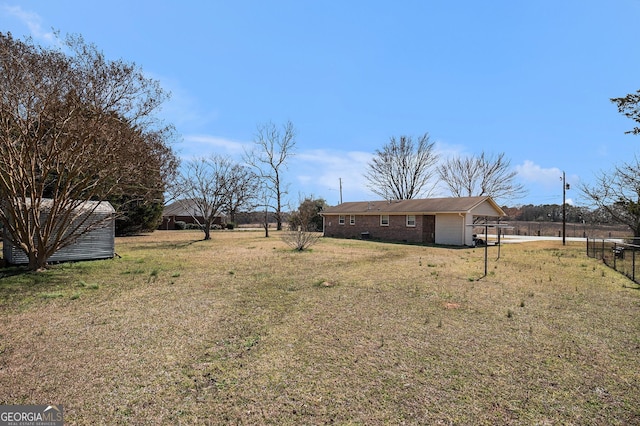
226, 223, 235, 230
174, 221, 186, 230
282, 228, 321, 251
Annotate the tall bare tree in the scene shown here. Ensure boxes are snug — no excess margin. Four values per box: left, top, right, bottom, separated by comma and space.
0, 33, 176, 270
244, 121, 297, 231
364, 134, 439, 200
581, 157, 640, 237
222, 164, 260, 225
174, 155, 235, 240
438, 151, 526, 202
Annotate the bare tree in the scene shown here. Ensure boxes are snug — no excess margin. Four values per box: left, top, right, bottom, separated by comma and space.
222, 164, 260, 225
364, 134, 439, 200
244, 121, 297, 231
258, 186, 273, 238
174, 155, 234, 240
581, 157, 640, 237
0, 33, 175, 270
438, 151, 526, 202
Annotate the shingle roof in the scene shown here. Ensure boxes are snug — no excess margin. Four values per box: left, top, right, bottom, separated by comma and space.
163, 199, 224, 217
320, 196, 505, 216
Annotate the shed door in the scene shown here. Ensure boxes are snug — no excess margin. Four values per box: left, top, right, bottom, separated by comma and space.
422, 215, 435, 243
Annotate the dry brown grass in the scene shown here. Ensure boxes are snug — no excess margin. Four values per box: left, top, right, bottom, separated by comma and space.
1, 231, 639, 425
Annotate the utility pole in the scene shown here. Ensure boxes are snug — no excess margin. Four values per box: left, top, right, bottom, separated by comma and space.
562, 171, 570, 246
339, 177, 343, 204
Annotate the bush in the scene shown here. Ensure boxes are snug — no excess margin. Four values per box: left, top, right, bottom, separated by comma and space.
174, 221, 186, 230
282, 228, 321, 251
111, 196, 164, 236
226, 223, 235, 230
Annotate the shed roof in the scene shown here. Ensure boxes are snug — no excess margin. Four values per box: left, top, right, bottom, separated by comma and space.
12, 198, 115, 213
320, 196, 505, 216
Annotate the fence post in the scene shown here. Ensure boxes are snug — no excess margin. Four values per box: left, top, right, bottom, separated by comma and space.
633, 247, 636, 282
602, 239, 605, 261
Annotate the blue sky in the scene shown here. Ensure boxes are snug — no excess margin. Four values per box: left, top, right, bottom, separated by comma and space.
3, 1, 640, 207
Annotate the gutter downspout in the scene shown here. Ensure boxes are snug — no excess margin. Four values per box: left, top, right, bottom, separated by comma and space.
459, 212, 467, 246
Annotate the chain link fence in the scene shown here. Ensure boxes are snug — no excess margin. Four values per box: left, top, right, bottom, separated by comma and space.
586, 238, 640, 284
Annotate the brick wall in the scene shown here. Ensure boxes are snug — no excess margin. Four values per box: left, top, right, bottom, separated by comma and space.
323, 214, 425, 243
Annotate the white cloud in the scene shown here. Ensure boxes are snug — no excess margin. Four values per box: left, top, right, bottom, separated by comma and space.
290, 149, 375, 203
181, 135, 249, 158
433, 140, 467, 160
515, 160, 564, 188
1, 5, 56, 43
514, 160, 581, 204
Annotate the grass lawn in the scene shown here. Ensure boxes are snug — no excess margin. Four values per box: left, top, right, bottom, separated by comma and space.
0, 230, 639, 425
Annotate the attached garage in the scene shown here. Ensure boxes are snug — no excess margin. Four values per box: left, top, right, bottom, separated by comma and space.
436, 213, 467, 246
320, 196, 505, 246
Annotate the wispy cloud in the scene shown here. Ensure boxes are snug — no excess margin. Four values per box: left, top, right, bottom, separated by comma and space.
291, 149, 374, 203
181, 135, 249, 158
1, 5, 55, 43
152, 74, 220, 130
433, 140, 468, 160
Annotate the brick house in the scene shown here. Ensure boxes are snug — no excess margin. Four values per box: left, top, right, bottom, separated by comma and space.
320, 196, 505, 246
160, 198, 224, 230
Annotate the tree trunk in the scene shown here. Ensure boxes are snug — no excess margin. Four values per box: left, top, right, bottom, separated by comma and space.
28, 251, 49, 271
276, 186, 283, 231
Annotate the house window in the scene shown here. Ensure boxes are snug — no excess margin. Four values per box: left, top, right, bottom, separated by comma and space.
350, 215, 355, 225
380, 215, 389, 226
338, 215, 345, 225
406, 215, 416, 227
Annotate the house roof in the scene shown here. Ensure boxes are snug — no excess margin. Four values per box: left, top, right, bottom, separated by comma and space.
320, 196, 506, 216
163, 199, 224, 217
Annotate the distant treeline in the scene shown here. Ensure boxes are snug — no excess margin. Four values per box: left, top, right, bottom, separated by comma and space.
501, 204, 612, 224
233, 211, 284, 226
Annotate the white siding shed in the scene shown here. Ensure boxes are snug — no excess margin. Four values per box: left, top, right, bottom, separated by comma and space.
3, 200, 116, 265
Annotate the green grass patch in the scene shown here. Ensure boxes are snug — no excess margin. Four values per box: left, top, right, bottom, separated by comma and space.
40, 292, 64, 299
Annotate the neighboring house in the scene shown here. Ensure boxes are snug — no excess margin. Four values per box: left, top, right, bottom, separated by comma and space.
160, 198, 224, 230
320, 196, 506, 246
3, 199, 115, 265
